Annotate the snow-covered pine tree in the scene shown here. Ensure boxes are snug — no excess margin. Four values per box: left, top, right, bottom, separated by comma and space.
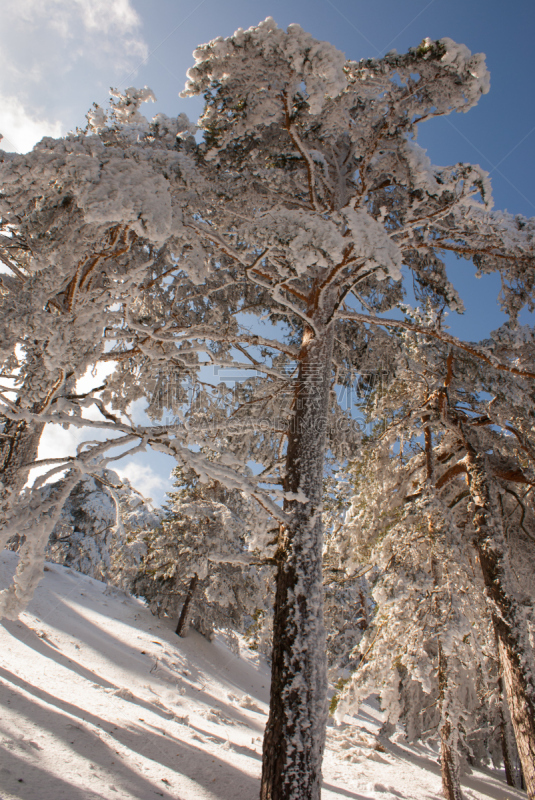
412, 325, 535, 794
332, 433, 502, 798
0, 86, 290, 621
0, 87, 177, 509
44, 469, 158, 583
177, 23, 535, 798
130, 463, 269, 645
2, 20, 535, 799
438, 389, 535, 795
335, 317, 535, 797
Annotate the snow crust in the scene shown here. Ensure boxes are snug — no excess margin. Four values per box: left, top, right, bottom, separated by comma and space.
75, 156, 173, 244
184, 18, 347, 117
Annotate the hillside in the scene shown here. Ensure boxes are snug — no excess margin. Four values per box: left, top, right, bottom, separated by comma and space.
0, 551, 525, 800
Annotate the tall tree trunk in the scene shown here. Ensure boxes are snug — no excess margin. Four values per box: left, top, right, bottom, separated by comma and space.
461, 439, 535, 799
176, 573, 199, 637
438, 644, 463, 800
0, 416, 45, 549
494, 628, 535, 797
357, 588, 368, 630
440, 721, 462, 800
499, 675, 518, 788
0, 417, 45, 497
431, 544, 463, 800
260, 321, 334, 800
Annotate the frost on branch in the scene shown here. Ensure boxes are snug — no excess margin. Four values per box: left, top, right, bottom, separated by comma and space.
108, 86, 156, 125
342, 207, 402, 281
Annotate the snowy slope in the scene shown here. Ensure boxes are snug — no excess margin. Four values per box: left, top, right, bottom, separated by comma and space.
0, 551, 525, 800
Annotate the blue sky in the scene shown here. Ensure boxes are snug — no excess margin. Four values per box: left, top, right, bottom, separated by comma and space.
1, 1, 533, 502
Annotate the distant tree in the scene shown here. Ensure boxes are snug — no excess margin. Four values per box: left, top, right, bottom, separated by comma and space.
130, 464, 269, 645
44, 469, 158, 583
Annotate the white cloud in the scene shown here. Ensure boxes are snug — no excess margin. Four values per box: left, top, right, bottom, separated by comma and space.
74, 0, 142, 36
0, 96, 62, 153
0, 0, 148, 151
3, 0, 146, 59
114, 462, 168, 501
38, 424, 91, 460
75, 362, 118, 396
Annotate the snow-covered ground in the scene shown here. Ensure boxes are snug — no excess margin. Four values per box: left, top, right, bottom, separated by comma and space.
0, 550, 525, 800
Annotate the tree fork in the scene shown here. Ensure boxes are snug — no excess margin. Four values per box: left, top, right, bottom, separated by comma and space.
260, 321, 334, 800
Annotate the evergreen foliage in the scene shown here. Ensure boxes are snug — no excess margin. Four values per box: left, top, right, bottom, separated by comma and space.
131, 464, 270, 644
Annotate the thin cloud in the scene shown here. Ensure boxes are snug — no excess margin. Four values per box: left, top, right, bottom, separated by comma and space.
3, 0, 146, 60
114, 462, 169, 502
0, 0, 148, 152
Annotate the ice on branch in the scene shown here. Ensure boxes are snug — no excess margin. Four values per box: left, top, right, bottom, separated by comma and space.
109, 86, 156, 125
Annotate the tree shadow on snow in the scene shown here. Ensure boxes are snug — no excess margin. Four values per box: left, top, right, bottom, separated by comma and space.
0, 622, 186, 725
384, 740, 524, 800
2, 620, 118, 689
322, 782, 376, 799
1, 618, 265, 734
0, 744, 111, 800
5, 593, 169, 683
0, 682, 174, 800
0, 668, 260, 799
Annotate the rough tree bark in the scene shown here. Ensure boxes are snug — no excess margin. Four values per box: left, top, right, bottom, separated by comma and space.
499, 675, 519, 788
0, 416, 45, 549
176, 573, 199, 637
461, 441, 535, 799
438, 643, 463, 800
430, 541, 463, 800
0, 417, 45, 497
260, 320, 334, 800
